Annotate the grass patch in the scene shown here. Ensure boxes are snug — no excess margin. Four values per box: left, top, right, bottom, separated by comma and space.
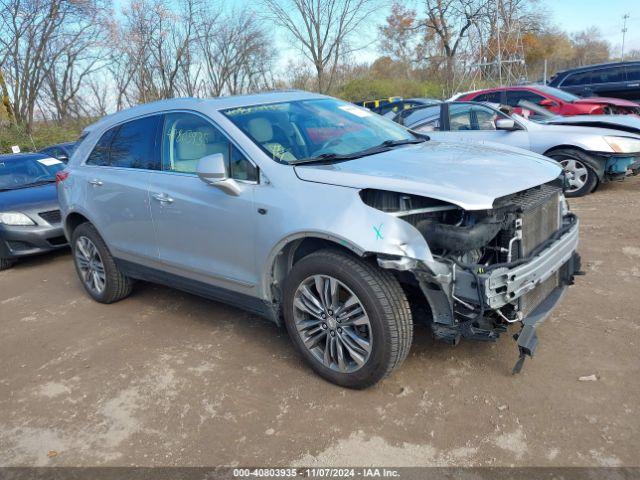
0, 120, 90, 154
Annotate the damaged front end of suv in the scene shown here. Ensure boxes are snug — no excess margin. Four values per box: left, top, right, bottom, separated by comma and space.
362, 177, 582, 373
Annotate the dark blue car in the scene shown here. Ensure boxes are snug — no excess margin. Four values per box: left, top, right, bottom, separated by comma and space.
0, 153, 68, 270
38, 141, 77, 163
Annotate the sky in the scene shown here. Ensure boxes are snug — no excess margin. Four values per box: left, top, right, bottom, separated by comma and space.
544, 0, 640, 57
250, 0, 640, 69
113, 0, 640, 65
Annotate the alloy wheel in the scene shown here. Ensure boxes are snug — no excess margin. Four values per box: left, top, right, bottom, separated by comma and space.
75, 236, 106, 295
560, 158, 589, 193
292, 275, 372, 373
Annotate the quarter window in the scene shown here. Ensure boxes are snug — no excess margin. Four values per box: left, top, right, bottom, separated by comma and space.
161, 112, 257, 182
473, 91, 502, 103
505, 90, 545, 108
86, 127, 117, 166
109, 115, 161, 169
626, 65, 640, 81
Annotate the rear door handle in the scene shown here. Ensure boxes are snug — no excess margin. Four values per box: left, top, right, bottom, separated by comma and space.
152, 192, 174, 204
88, 179, 103, 186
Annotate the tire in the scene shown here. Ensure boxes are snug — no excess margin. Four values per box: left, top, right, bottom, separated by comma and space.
0, 258, 14, 271
548, 148, 598, 197
282, 249, 413, 389
71, 223, 133, 303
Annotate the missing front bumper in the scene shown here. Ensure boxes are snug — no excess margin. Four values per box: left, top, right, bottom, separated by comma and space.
409, 218, 582, 372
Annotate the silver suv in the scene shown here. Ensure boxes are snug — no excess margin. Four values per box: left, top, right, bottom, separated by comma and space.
58, 91, 581, 388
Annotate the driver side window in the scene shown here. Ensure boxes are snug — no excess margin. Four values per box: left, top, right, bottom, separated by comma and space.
162, 112, 257, 182
448, 104, 474, 131
448, 104, 506, 131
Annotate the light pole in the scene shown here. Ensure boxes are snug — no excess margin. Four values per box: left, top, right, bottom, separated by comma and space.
621, 13, 629, 61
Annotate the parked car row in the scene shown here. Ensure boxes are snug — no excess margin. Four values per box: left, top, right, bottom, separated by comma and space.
394, 101, 640, 197
454, 85, 640, 116
548, 60, 640, 102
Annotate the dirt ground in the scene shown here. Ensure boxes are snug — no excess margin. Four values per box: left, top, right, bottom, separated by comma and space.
1, 177, 639, 468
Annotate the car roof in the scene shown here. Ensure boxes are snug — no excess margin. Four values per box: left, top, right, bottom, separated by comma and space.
86, 90, 327, 133
554, 60, 640, 76
0, 152, 51, 161
40, 141, 75, 150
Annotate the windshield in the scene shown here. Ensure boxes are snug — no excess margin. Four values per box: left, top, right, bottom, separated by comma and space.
535, 85, 579, 102
222, 98, 419, 164
0, 156, 64, 190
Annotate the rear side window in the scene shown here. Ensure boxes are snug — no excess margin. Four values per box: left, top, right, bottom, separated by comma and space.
626, 64, 640, 81
85, 116, 160, 169
562, 71, 591, 86
590, 67, 625, 84
109, 115, 161, 169
473, 91, 502, 103
86, 127, 117, 166
505, 90, 544, 107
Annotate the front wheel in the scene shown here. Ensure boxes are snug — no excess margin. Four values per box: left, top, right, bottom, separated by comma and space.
549, 149, 598, 197
0, 258, 15, 271
283, 249, 413, 389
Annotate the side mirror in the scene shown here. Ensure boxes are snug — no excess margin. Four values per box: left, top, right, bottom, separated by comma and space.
495, 118, 518, 131
538, 98, 556, 107
196, 153, 240, 196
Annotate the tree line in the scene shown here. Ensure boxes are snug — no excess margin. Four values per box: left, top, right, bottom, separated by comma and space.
0, 0, 637, 133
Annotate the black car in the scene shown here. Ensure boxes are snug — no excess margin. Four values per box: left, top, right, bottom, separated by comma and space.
0, 153, 68, 270
356, 97, 441, 117
549, 61, 640, 102
38, 141, 77, 163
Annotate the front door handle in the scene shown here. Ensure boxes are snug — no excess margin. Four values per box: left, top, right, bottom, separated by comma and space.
152, 192, 174, 204
88, 179, 103, 186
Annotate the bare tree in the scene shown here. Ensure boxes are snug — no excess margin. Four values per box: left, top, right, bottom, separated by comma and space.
111, 0, 203, 105
42, 2, 110, 121
262, 0, 379, 93
0, 0, 109, 131
419, 0, 485, 93
198, 8, 276, 96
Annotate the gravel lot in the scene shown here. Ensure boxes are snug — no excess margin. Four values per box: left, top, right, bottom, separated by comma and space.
1, 177, 639, 468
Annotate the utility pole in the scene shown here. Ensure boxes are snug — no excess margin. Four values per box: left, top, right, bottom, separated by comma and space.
621, 13, 630, 61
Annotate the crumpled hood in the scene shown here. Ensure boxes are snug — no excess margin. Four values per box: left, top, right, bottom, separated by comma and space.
575, 97, 640, 108
545, 114, 640, 134
294, 141, 562, 210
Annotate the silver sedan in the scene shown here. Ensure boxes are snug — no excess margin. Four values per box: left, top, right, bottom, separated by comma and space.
399, 102, 640, 197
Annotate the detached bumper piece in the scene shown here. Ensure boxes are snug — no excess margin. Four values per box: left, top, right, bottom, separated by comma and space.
512, 251, 582, 373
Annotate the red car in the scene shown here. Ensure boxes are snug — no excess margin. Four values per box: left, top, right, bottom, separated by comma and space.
457, 85, 640, 116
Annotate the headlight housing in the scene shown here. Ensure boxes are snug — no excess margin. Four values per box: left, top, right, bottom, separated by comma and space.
0, 212, 36, 226
603, 136, 640, 154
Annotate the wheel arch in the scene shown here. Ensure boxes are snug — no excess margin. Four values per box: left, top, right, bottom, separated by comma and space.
264, 233, 372, 323
64, 211, 91, 240
544, 145, 606, 180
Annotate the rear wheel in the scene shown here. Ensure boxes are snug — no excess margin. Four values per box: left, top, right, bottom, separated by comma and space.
283, 249, 413, 389
549, 149, 598, 197
71, 223, 133, 303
